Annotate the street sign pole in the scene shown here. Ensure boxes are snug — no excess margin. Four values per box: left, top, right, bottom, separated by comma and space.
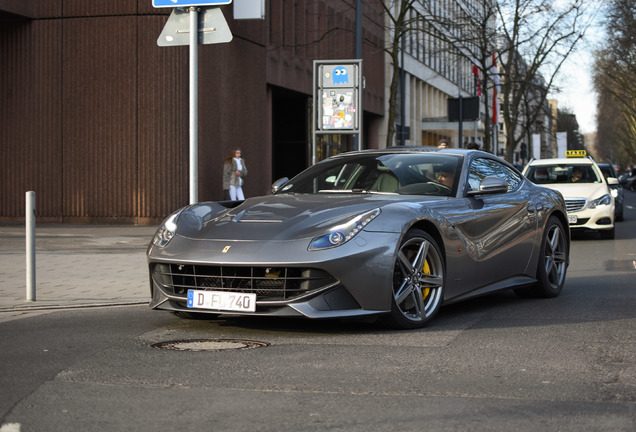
189, 7, 199, 204
154, 1, 233, 204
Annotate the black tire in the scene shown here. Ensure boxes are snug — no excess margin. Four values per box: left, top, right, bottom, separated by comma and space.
616, 207, 624, 222
515, 216, 568, 298
381, 229, 445, 329
600, 227, 615, 240
171, 311, 219, 320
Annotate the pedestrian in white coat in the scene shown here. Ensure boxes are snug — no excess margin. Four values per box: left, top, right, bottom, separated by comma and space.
223, 149, 248, 200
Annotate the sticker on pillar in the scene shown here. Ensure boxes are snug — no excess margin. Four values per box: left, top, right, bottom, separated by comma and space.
322, 90, 355, 129
332, 66, 349, 85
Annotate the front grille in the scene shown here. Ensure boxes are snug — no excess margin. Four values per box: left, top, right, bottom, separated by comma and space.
153, 263, 337, 301
565, 199, 587, 212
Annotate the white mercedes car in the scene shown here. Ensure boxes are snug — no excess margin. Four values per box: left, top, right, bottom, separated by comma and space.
523, 151, 617, 239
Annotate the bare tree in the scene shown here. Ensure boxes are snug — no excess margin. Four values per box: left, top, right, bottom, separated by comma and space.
363, 0, 500, 149
373, 0, 420, 148
415, 0, 500, 152
495, 0, 587, 162
557, 109, 583, 150
593, 0, 636, 167
367, 0, 587, 157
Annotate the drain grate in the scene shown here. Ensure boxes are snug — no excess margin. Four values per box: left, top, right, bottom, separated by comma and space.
152, 338, 270, 352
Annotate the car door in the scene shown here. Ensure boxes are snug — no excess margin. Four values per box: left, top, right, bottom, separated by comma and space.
460, 157, 539, 290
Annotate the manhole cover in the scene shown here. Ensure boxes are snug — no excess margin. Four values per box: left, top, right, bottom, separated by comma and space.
151, 338, 269, 352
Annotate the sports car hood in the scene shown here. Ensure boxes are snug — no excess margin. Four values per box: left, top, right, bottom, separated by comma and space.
173, 194, 433, 242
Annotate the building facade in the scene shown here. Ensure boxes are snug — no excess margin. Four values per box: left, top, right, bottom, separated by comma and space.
379, 1, 493, 150
0, 1, 385, 223
2, 1, 518, 224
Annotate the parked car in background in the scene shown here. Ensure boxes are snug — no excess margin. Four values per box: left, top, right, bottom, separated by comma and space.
524, 150, 617, 239
619, 167, 636, 192
598, 163, 624, 221
148, 148, 570, 329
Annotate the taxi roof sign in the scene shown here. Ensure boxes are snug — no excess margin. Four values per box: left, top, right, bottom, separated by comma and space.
566, 149, 587, 158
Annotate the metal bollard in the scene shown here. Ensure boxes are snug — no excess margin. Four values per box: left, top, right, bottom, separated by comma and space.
26, 191, 36, 301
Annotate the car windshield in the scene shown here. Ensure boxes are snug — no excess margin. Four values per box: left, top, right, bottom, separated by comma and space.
276, 153, 462, 197
526, 164, 602, 184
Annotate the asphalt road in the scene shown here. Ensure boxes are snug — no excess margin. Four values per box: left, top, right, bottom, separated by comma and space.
1, 195, 635, 431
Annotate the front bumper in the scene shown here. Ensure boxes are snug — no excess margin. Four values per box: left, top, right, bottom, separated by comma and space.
147, 231, 402, 318
566, 202, 614, 231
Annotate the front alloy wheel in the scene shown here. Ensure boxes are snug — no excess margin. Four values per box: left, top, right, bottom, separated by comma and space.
383, 229, 444, 329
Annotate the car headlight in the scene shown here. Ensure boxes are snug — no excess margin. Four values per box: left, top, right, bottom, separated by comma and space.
152, 211, 180, 248
308, 208, 381, 251
589, 194, 611, 209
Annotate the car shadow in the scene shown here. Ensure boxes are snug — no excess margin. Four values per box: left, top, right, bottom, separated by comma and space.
569, 224, 636, 241
172, 274, 633, 335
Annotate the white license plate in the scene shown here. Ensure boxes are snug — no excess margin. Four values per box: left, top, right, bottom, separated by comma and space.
187, 289, 256, 312
568, 214, 578, 224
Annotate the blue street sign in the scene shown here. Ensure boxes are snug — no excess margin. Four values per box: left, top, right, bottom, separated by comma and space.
153, 0, 231, 8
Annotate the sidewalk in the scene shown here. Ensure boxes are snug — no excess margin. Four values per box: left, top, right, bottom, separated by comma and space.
0, 224, 158, 313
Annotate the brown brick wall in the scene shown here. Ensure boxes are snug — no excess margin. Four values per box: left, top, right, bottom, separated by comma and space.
0, 1, 384, 224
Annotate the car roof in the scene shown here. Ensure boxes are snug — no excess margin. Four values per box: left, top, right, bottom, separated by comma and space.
326, 147, 477, 160
338, 147, 492, 157
527, 157, 595, 166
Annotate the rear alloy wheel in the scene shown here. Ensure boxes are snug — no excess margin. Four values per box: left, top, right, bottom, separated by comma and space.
383, 229, 444, 329
516, 216, 568, 298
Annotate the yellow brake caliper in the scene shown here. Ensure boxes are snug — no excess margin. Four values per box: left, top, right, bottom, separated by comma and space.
421, 259, 431, 300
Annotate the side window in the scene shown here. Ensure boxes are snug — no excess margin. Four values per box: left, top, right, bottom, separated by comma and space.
468, 158, 522, 192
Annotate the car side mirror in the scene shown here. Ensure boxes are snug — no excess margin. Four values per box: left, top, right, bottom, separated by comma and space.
467, 176, 508, 196
271, 177, 290, 194
606, 177, 619, 186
